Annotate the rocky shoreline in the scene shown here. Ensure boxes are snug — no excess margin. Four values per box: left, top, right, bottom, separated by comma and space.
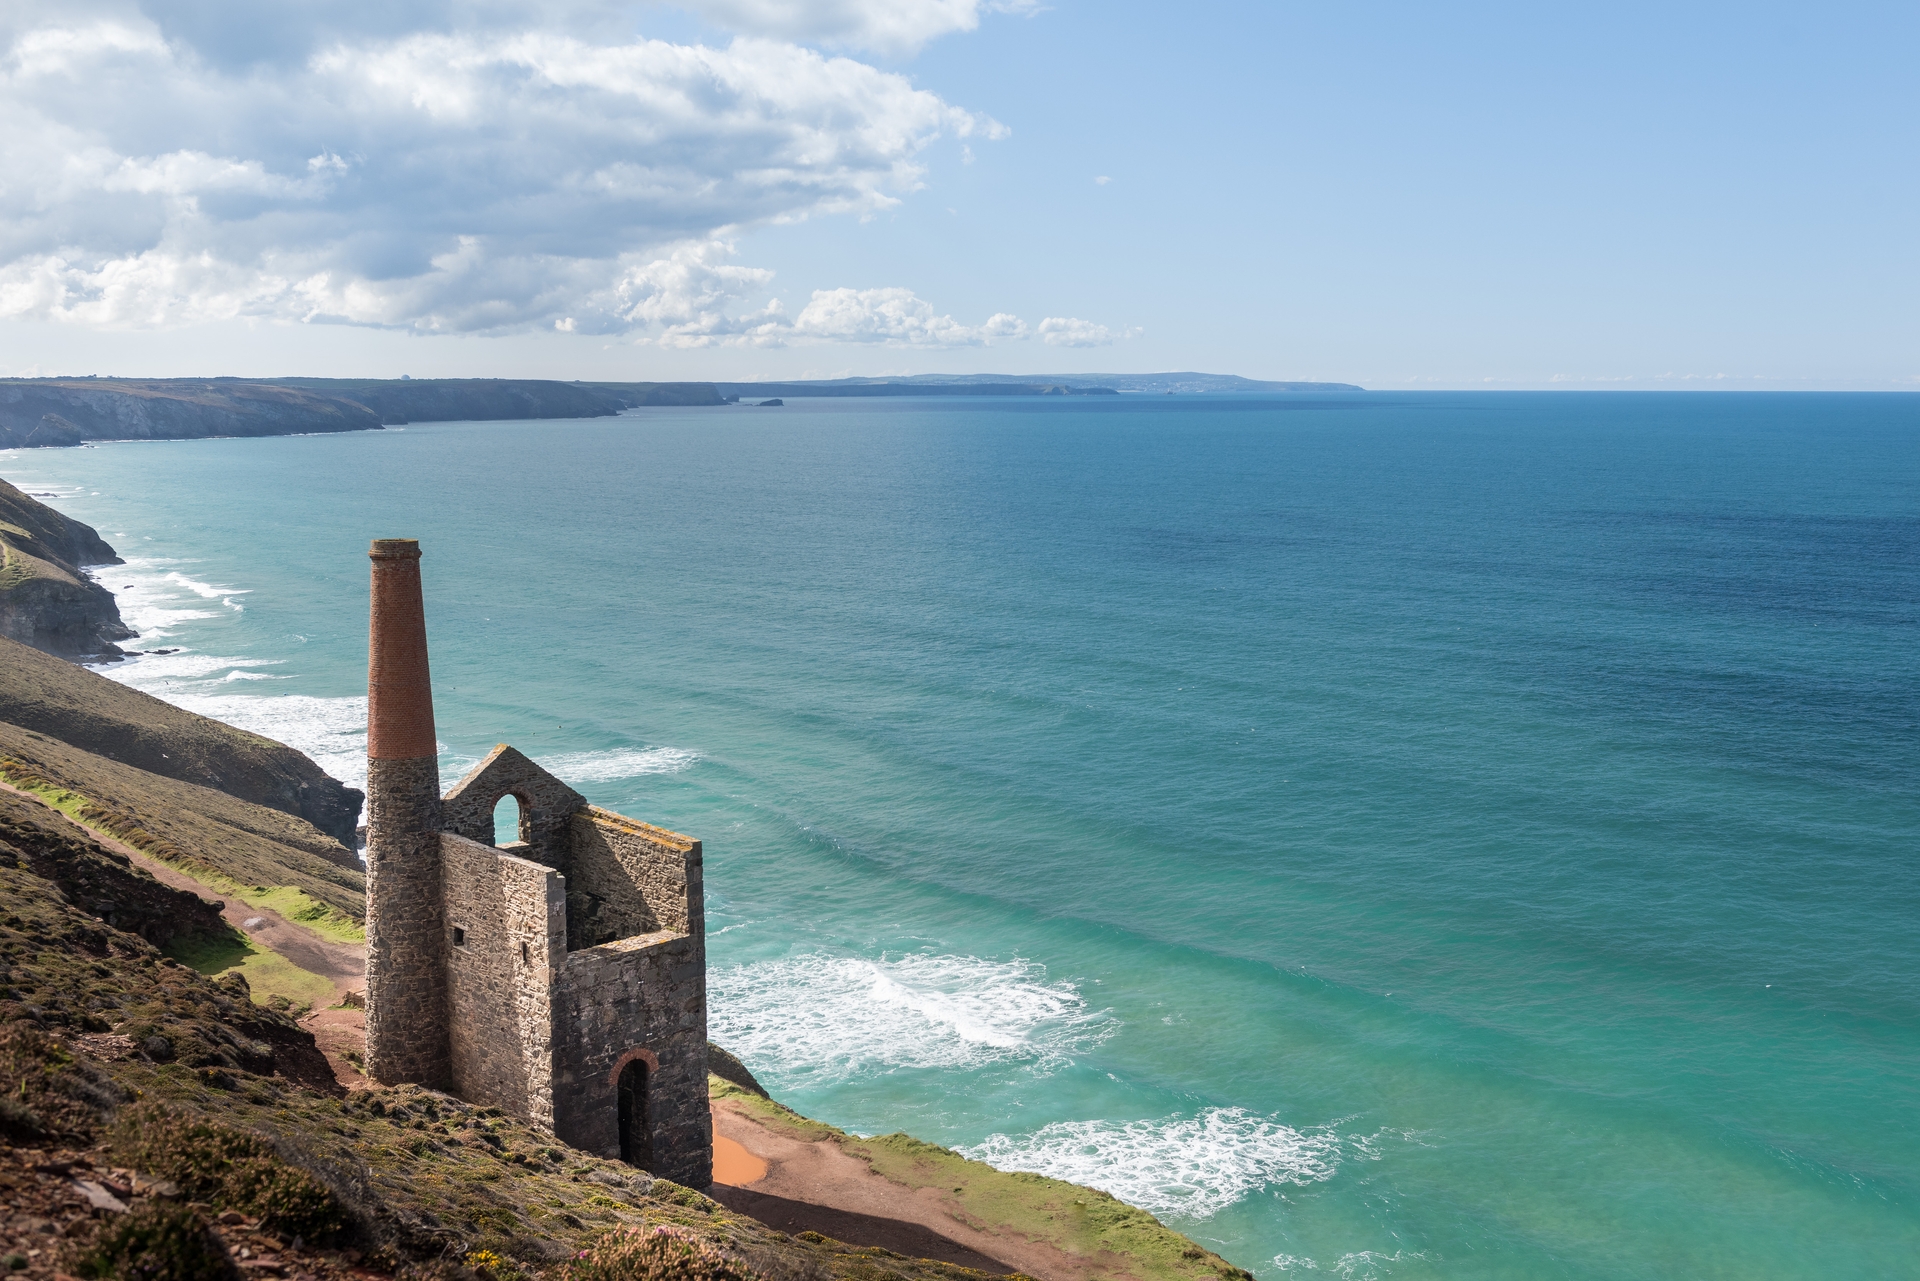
0, 477, 131, 660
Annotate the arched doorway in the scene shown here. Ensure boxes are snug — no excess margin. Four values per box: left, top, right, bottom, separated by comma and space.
616, 1058, 651, 1169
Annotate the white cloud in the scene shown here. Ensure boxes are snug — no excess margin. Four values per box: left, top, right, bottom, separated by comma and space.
789, 286, 1021, 345
0, 5, 1001, 333
597, 271, 1126, 351
597, 238, 787, 346
1037, 315, 1128, 347
667, 0, 1042, 57
0, 2, 1125, 349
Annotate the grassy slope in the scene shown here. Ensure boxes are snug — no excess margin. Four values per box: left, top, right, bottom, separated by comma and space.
0, 793, 1014, 1279
0, 722, 364, 925
711, 1080, 1250, 1281
165, 927, 340, 1015
0, 791, 333, 1092
0, 673, 1249, 1279
0, 537, 77, 591
0, 634, 364, 848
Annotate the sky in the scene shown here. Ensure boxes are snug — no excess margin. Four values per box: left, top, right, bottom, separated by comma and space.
0, 0, 1914, 388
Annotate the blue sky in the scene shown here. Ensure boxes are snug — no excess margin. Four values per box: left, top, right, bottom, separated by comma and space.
0, 1, 1913, 388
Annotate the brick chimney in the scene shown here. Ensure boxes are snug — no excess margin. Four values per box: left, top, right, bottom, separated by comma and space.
363, 538, 451, 1086
368, 539, 438, 761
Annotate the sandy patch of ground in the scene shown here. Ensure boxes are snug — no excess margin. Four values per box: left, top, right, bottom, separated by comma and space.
709, 1097, 1122, 1281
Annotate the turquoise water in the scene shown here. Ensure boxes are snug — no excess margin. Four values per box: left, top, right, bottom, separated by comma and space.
6, 392, 1917, 1279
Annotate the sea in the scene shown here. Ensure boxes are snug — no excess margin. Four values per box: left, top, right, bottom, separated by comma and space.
5, 391, 1916, 1280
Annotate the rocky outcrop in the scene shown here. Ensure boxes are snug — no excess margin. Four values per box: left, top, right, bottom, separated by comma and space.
0, 635, 364, 849
0, 477, 131, 660
707, 1042, 770, 1098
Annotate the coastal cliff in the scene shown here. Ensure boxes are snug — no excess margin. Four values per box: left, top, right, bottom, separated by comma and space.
0, 380, 383, 447
0, 781, 1250, 1281
0, 378, 726, 449
0, 634, 365, 850
0, 681, 1251, 1280
269, 377, 723, 423
0, 477, 132, 659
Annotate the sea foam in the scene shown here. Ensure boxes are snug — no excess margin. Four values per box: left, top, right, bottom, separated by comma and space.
171, 692, 370, 792
104, 558, 225, 638
708, 952, 1113, 1085
162, 570, 250, 600
543, 746, 700, 784
961, 1108, 1343, 1220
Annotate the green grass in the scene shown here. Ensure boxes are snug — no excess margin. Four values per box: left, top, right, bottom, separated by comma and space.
10, 777, 100, 827
166, 930, 334, 1015
0, 541, 50, 591
3, 775, 363, 944
8, 774, 344, 1014
236, 885, 364, 944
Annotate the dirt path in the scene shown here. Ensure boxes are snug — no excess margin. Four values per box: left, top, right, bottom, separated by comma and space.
709, 1097, 1101, 1281
0, 778, 370, 1085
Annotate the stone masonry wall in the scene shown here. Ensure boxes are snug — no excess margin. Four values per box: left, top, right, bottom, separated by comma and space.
441, 745, 584, 868
364, 755, 450, 1087
551, 930, 712, 1187
563, 814, 656, 949
441, 833, 564, 1130
568, 809, 701, 944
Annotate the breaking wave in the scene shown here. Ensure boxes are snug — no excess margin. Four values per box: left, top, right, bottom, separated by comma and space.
162, 571, 250, 600
105, 558, 225, 637
708, 952, 1114, 1085
543, 746, 701, 785
961, 1108, 1343, 1220
169, 693, 369, 792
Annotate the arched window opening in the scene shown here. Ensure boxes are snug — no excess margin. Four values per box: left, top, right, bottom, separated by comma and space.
617, 1060, 651, 1170
492, 794, 526, 847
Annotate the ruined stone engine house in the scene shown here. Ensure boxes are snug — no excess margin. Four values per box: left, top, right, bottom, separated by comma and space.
361, 538, 712, 1187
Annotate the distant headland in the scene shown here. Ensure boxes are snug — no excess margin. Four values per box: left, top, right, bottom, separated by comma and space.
0, 373, 1365, 449
715, 373, 1365, 397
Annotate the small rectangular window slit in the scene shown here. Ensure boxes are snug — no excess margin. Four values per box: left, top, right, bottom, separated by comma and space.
452, 927, 466, 946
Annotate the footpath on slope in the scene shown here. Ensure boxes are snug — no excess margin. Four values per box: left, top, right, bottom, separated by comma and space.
4, 777, 1243, 1281
0, 777, 370, 1087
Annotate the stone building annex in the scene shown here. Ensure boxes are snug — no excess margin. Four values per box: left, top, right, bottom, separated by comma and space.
360, 538, 712, 1187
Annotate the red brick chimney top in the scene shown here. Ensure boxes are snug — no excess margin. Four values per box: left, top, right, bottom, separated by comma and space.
367, 538, 437, 761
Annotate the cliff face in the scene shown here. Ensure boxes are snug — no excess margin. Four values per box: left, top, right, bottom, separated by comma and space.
272, 377, 685, 422
0, 477, 132, 660
0, 635, 364, 849
0, 378, 726, 448
0, 380, 383, 449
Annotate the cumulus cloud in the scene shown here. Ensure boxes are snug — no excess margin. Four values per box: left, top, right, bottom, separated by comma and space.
0, 1, 1125, 347
1037, 316, 1130, 347
0, 3, 1001, 333
789, 286, 1023, 345
576, 256, 1121, 351
669, 0, 1041, 57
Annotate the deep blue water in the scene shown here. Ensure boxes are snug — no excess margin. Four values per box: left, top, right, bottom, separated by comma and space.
8, 391, 1918, 1279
